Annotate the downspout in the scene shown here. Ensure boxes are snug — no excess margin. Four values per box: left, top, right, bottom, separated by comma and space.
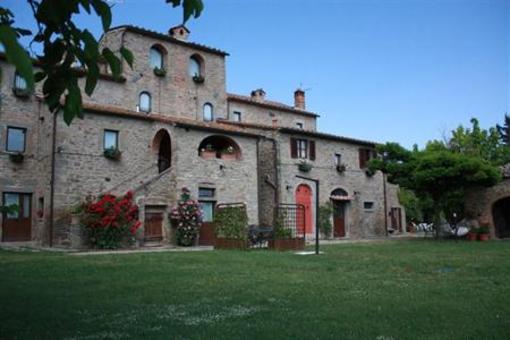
49, 111, 57, 247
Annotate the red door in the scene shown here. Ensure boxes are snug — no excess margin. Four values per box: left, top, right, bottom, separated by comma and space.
144, 212, 163, 241
295, 184, 312, 234
391, 207, 402, 232
2, 193, 32, 242
333, 201, 346, 237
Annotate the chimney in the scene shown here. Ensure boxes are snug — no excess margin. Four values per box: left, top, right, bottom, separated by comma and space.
168, 25, 190, 41
294, 89, 305, 110
250, 88, 266, 102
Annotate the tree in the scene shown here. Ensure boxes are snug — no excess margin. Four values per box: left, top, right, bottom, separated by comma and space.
497, 113, 510, 145
318, 202, 333, 239
370, 143, 501, 237
0, 0, 203, 124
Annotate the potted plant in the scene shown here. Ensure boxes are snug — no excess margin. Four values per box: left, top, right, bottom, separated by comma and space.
467, 227, 478, 241
12, 87, 31, 98
170, 188, 202, 247
103, 147, 122, 160
365, 168, 376, 177
8, 153, 24, 163
268, 215, 305, 251
214, 204, 249, 250
200, 144, 216, 159
478, 225, 490, 241
193, 75, 205, 84
298, 160, 312, 172
220, 146, 237, 160
153, 67, 166, 77
336, 163, 346, 173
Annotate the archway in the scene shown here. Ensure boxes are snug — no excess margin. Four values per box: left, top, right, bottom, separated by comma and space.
296, 184, 313, 234
198, 135, 241, 160
493, 197, 510, 238
152, 129, 171, 173
330, 188, 350, 238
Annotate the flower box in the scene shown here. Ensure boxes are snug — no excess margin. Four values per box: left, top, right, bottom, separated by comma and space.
201, 150, 217, 159
336, 164, 346, 173
12, 87, 31, 98
365, 168, 376, 177
298, 162, 312, 172
104, 148, 122, 160
153, 67, 166, 77
9, 153, 24, 163
193, 75, 205, 84
269, 238, 305, 251
214, 238, 249, 250
220, 152, 237, 160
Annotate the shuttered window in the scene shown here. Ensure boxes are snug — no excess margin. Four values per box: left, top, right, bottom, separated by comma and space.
290, 138, 315, 160
359, 148, 374, 169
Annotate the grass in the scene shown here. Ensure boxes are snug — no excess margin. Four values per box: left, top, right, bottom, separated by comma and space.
0, 240, 509, 339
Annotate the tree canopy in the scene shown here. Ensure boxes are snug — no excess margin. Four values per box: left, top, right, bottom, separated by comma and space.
0, 0, 203, 124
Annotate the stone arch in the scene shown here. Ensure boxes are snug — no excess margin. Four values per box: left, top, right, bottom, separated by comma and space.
331, 188, 349, 197
492, 197, 510, 238
198, 135, 241, 160
152, 129, 172, 173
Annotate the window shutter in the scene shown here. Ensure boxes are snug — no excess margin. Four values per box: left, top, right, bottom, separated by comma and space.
359, 149, 366, 168
309, 140, 316, 160
290, 138, 297, 158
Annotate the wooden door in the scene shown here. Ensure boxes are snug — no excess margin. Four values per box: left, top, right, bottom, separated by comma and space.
144, 212, 163, 241
391, 207, 402, 232
333, 201, 346, 237
295, 184, 312, 234
2, 193, 32, 242
199, 201, 215, 245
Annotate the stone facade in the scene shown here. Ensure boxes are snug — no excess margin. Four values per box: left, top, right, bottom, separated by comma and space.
0, 25, 405, 246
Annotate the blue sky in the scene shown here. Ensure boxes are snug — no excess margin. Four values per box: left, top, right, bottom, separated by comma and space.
6, 0, 510, 147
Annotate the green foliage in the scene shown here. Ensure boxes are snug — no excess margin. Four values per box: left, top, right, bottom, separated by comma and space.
0, 204, 19, 215
497, 113, 510, 145
0, 0, 203, 125
170, 188, 202, 246
397, 189, 422, 223
214, 205, 248, 240
273, 213, 293, 239
318, 202, 333, 239
478, 225, 490, 234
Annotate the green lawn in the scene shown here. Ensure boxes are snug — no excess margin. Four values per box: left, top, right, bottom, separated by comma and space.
0, 240, 509, 339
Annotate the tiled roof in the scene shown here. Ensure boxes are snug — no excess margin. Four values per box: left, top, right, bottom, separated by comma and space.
109, 25, 229, 56
227, 93, 320, 117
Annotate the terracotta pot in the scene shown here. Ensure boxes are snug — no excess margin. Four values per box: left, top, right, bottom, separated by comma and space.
220, 153, 237, 160
201, 150, 217, 159
467, 232, 478, 241
269, 238, 305, 251
478, 233, 490, 241
214, 238, 249, 250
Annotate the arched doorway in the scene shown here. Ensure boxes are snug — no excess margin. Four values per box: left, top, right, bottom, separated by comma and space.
296, 184, 313, 234
152, 130, 171, 173
493, 197, 510, 238
198, 135, 241, 160
330, 188, 350, 238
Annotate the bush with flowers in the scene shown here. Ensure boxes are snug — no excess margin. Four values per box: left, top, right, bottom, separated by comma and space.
170, 187, 203, 246
80, 191, 142, 249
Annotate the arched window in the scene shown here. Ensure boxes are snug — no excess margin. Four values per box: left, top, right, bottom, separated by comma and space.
139, 92, 151, 113
203, 103, 213, 122
188, 55, 202, 77
152, 129, 172, 173
149, 46, 164, 70
198, 135, 241, 160
14, 72, 27, 91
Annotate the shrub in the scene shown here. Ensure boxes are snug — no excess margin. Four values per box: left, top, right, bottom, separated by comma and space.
170, 188, 202, 246
273, 212, 294, 239
81, 191, 141, 249
478, 225, 490, 234
214, 205, 248, 240
318, 202, 333, 239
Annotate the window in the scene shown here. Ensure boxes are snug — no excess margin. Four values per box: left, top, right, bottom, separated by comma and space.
139, 92, 151, 113
13, 72, 27, 91
290, 138, 315, 160
149, 46, 164, 69
188, 56, 201, 77
104, 130, 119, 150
364, 202, 374, 210
203, 103, 213, 122
199, 187, 215, 198
335, 153, 342, 166
232, 111, 241, 122
359, 148, 374, 169
6, 127, 26, 153
3, 193, 19, 219
296, 122, 304, 129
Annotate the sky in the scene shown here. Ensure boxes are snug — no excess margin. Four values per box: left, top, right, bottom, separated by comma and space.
5, 0, 510, 148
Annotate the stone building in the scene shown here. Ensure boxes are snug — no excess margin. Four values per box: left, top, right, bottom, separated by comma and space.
0, 25, 405, 246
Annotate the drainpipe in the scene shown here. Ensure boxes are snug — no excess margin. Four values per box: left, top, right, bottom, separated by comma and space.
48, 111, 57, 247
383, 172, 388, 236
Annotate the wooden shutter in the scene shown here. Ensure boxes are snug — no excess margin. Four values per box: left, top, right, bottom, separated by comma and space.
309, 140, 316, 160
290, 138, 297, 158
359, 148, 367, 168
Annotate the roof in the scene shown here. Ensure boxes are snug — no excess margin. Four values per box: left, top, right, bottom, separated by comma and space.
109, 25, 229, 56
227, 93, 320, 117
79, 101, 259, 138
218, 120, 378, 147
